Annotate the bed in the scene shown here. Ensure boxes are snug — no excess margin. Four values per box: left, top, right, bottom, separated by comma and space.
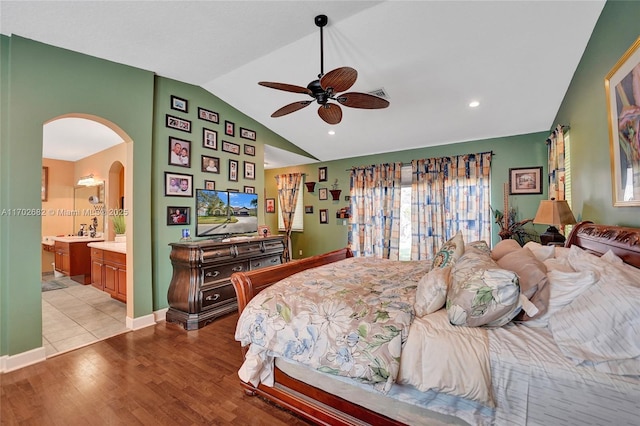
230, 221, 640, 425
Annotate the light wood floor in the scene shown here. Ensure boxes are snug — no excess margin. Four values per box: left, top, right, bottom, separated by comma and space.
1, 313, 311, 425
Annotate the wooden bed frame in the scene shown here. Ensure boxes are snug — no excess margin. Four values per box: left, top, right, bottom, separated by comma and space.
230, 222, 640, 426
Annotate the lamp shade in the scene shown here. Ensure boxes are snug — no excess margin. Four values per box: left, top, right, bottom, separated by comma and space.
533, 199, 577, 226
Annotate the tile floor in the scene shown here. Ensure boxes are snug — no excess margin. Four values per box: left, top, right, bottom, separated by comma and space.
41, 274, 128, 357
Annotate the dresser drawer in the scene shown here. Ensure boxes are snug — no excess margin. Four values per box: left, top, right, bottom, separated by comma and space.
201, 283, 236, 310
200, 246, 234, 263
249, 255, 282, 270
202, 261, 248, 284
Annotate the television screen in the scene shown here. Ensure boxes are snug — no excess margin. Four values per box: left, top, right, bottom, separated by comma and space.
195, 189, 259, 238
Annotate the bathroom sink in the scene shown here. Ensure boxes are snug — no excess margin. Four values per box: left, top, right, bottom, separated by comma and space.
53, 236, 104, 243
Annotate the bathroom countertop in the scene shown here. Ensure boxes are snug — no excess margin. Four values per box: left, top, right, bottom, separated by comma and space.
49, 236, 105, 243
87, 241, 126, 254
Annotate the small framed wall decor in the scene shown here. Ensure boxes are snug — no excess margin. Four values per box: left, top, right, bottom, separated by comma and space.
167, 206, 190, 225
204, 180, 215, 190
319, 166, 328, 182
168, 137, 191, 168
319, 209, 328, 224
225, 120, 235, 136
201, 155, 220, 174
166, 114, 191, 133
244, 161, 255, 180
222, 141, 240, 155
165, 172, 193, 197
170, 95, 188, 113
203, 128, 217, 150
198, 107, 219, 123
244, 144, 256, 156
265, 198, 276, 213
319, 187, 328, 200
41, 166, 48, 201
229, 159, 239, 182
305, 205, 314, 214
243, 185, 255, 194
509, 167, 543, 195
240, 127, 256, 141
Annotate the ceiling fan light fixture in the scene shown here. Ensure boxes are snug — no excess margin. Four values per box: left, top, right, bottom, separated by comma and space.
469, 100, 480, 108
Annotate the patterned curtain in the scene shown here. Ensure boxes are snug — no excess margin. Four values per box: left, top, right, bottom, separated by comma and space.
411, 152, 492, 260
547, 125, 565, 200
275, 173, 302, 262
348, 163, 402, 259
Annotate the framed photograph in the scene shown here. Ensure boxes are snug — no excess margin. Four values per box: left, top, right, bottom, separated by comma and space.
319, 187, 328, 200
204, 180, 216, 190
305, 205, 314, 214
258, 225, 271, 237
319, 209, 328, 224
240, 127, 256, 141
41, 166, 48, 202
605, 36, 640, 206
244, 161, 255, 180
197, 107, 219, 123
266, 198, 276, 213
222, 140, 240, 155
166, 114, 191, 133
168, 137, 191, 168
225, 120, 235, 136
201, 155, 220, 174
319, 166, 328, 182
170, 95, 188, 113
228, 159, 239, 182
202, 128, 217, 150
244, 144, 256, 156
509, 167, 542, 195
164, 172, 193, 197
243, 185, 255, 194
166, 206, 190, 225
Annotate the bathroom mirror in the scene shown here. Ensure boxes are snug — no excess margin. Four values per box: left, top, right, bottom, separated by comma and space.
74, 182, 105, 237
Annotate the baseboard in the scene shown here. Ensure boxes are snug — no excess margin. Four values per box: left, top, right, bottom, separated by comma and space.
126, 312, 157, 330
154, 307, 168, 323
0, 346, 47, 373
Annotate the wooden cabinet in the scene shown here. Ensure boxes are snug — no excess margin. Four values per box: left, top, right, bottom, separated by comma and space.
167, 236, 285, 330
90, 248, 127, 303
54, 240, 98, 284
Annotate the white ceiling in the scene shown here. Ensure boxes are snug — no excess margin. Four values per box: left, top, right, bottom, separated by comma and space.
1, 1, 605, 168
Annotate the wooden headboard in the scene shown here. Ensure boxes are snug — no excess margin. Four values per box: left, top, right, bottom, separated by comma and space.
565, 221, 640, 269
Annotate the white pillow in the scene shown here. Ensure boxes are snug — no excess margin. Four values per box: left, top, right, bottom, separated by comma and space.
523, 269, 598, 328
524, 241, 555, 262
601, 250, 640, 280
415, 266, 451, 317
543, 257, 575, 273
555, 246, 570, 259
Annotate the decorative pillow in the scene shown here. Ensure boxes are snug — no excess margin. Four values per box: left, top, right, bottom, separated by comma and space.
523, 269, 598, 328
490, 238, 521, 261
466, 240, 491, 255
414, 266, 452, 317
447, 248, 521, 327
523, 241, 555, 262
549, 271, 640, 375
432, 231, 464, 269
496, 247, 549, 320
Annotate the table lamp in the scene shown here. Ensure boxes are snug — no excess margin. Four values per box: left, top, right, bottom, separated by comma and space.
533, 199, 577, 245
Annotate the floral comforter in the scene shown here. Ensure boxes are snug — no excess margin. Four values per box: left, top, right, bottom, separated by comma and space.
235, 257, 431, 393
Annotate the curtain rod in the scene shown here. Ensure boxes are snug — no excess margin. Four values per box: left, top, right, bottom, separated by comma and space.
344, 151, 495, 171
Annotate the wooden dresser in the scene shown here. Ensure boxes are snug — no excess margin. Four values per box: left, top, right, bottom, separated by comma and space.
166, 236, 285, 330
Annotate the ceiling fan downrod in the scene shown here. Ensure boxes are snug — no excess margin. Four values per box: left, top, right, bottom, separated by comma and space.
315, 14, 328, 78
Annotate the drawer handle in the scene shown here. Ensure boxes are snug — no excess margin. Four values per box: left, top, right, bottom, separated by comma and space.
205, 270, 220, 278
270, 258, 279, 263
232, 265, 244, 272
205, 293, 220, 301
252, 262, 261, 268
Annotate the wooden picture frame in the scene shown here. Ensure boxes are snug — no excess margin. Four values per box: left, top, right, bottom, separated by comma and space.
605, 36, 640, 206
41, 166, 48, 202
166, 114, 191, 133
201, 155, 220, 174
168, 137, 191, 168
203, 128, 217, 150
243, 186, 255, 194
170, 95, 188, 113
305, 205, 313, 214
240, 127, 256, 141
222, 141, 240, 155
319, 209, 328, 224
258, 225, 271, 237
225, 120, 235, 136
228, 159, 239, 182
204, 180, 216, 190
167, 206, 190, 225
318, 187, 328, 200
244, 144, 256, 156
319, 166, 328, 182
244, 161, 255, 180
509, 167, 542, 195
197, 107, 219, 123
265, 198, 275, 213
164, 172, 193, 197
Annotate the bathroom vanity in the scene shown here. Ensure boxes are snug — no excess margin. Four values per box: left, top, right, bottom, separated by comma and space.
53, 236, 104, 284
88, 241, 127, 303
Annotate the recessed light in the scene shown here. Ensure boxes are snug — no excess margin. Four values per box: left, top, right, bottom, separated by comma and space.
469, 101, 480, 108
328, 129, 336, 135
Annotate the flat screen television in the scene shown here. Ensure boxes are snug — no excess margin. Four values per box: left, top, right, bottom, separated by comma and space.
195, 189, 259, 238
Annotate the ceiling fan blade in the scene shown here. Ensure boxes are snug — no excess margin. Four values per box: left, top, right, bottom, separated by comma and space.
337, 92, 390, 109
259, 81, 313, 96
318, 103, 342, 124
271, 101, 312, 118
320, 67, 357, 93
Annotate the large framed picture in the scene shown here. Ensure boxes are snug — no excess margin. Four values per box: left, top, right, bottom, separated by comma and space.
168, 137, 191, 167
164, 172, 193, 197
508, 167, 542, 195
605, 36, 640, 206
166, 206, 190, 225
166, 114, 191, 133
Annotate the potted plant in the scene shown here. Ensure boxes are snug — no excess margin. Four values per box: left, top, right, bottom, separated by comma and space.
329, 179, 341, 201
491, 206, 538, 246
112, 214, 126, 242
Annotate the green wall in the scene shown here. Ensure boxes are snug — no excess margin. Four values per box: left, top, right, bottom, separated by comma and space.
266, 132, 549, 258
553, 0, 640, 227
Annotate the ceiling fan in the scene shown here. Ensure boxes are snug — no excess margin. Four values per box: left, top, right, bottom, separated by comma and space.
258, 14, 389, 125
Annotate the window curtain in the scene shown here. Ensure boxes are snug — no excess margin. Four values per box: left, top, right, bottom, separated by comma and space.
348, 163, 402, 259
547, 125, 566, 201
411, 152, 492, 260
275, 173, 302, 262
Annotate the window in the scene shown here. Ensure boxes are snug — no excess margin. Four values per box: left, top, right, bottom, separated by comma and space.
278, 190, 304, 232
